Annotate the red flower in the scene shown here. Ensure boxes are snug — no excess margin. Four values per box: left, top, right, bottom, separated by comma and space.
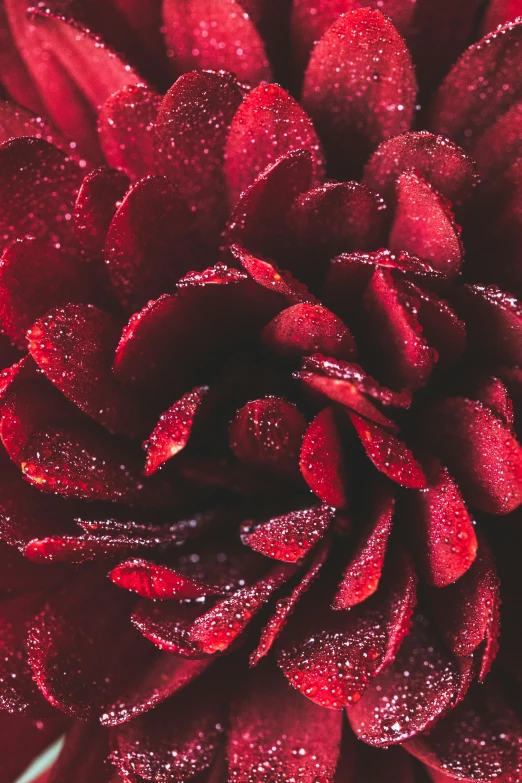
0, 1, 521, 782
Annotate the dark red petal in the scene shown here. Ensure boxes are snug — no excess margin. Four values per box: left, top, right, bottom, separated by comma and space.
302, 8, 417, 178
348, 614, 473, 747
224, 150, 313, 256
430, 537, 500, 680
162, 0, 272, 84
231, 245, 315, 304
0, 540, 68, 591
42, 720, 111, 783
389, 173, 463, 277
155, 71, 243, 245
300, 407, 349, 507
0, 2, 44, 114
420, 396, 522, 514
73, 166, 130, 257
455, 284, 522, 366
430, 17, 522, 149
110, 557, 224, 600
113, 673, 224, 782
481, 0, 522, 34
104, 175, 194, 312
470, 376, 515, 429
363, 268, 438, 391
98, 85, 161, 181
24, 534, 144, 564
405, 685, 522, 783
333, 482, 394, 609
471, 99, 522, 181
241, 504, 333, 563
261, 303, 356, 361
224, 83, 324, 206
27, 580, 153, 718
363, 131, 477, 206
278, 546, 417, 708
229, 397, 307, 477
0, 99, 69, 153
144, 386, 208, 476
404, 457, 477, 588
228, 666, 342, 783
349, 412, 427, 489
0, 711, 68, 783
0, 137, 82, 251
0, 240, 92, 349
402, 281, 466, 368
250, 538, 330, 666
27, 304, 150, 439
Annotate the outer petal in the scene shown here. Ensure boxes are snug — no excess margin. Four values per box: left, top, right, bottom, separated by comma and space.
301, 9, 417, 178
241, 505, 333, 563
300, 407, 349, 507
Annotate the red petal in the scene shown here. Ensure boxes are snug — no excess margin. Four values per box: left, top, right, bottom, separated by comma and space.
261, 303, 356, 361
27, 304, 150, 439
73, 166, 130, 257
104, 175, 194, 312
163, 0, 272, 84
402, 281, 466, 368
278, 546, 417, 708
0, 240, 91, 349
0, 3, 44, 114
348, 614, 473, 746
300, 407, 349, 507
472, 98, 522, 184
228, 666, 342, 783
470, 376, 515, 429
231, 245, 315, 304
144, 386, 208, 475
0, 137, 82, 251
0, 540, 68, 591
332, 482, 394, 609
481, 0, 522, 34
405, 685, 522, 783
302, 8, 417, 178
24, 534, 144, 564
430, 18, 522, 149
389, 173, 463, 277
154, 71, 243, 245
349, 412, 427, 489
0, 99, 69, 153
420, 396, 522, 514
98, 85, 161, 181
363, 131, 477, 206
250, 538, 330, 666
110, 557, 224, 600
0, 711, 68, 783
224, 83, 324, 206
456, 284, 522, 366
241, 504, 333, 562
229, 397, 307, 477
430, 537, 500, 680
404, 457, 477, 588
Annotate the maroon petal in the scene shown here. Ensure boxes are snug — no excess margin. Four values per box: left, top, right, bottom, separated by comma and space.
430, 537, 500, 681
302, 8, 417, 178
404, 457, 477, 588
466, 98, 522, 181
104, 175, 194, 312
0, 711, 68, 783
278, 546, 417, 708
73, 166, 130, 257
155, 71, 243, 245
98, 85, 161, 181
113, 673, 224, 782
229, 397, 307, 477
349, 412, 427, 489
231, 245, 315, 304
333, 482, 394, 609
0, 2, 44, 115
470, 376, 515, 429
110, 558, 223, 600
0, 137, 83, 251
430, 17, 522, 149
389, 173, 463, 277
0, 240, 92, 349
363, 131, 478, 206
250, 538, 330, 666
163, 0, 272, 84
0, 99, 68, 153
27, 579, 153, 718
27, 304, 150, 439
228, 666, 342, 783
420, 396, 522, 514
455, 284, 522, 366
300, 407, 349, 507
241, 504, 333, 563
348, 614, 473, 747
0, 540, 68, 591
405, 685, 522, 783
261, 303, 356, 361
24, 534, 144, 564
144, 387, 208, 476
481, 0, 522, 34
225, 83, 324, 206
42, 720, 111, 783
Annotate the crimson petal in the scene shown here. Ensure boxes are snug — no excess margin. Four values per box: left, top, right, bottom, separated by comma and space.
301, 8, 417, 178
470, 376, 515, 429
110, 557, 224, 600
73, 167, 130, 257
300, 407, 349, 507
228, 666, 342, 783
456, 284, 522, 366
162, 0, 272, 84
0, 99, 68, 152
241, 504, 333, 563
231, 245, 315, 304
24, 533, 145, 564
481, 0, 522, 34
262, 303, 356, 361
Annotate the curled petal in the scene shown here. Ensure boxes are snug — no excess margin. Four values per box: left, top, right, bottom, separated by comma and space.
241, 505, 333, 563
300, 407, 349, 507
162, 0, 271, 84
262, 303, 356, 361
455, 284, 522, 366
73, 166, 130, 257
231, 245, 315, 303
302, 9, 417, 178
228, 666, 342, 783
